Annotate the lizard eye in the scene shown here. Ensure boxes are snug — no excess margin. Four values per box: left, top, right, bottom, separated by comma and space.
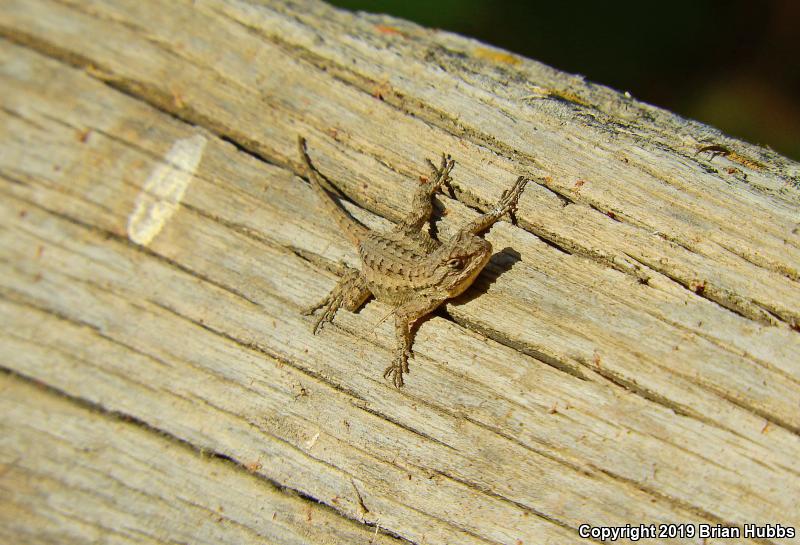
447, 258, 465, 270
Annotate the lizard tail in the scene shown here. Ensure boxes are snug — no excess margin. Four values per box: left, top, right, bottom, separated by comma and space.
297, 136, 367, 246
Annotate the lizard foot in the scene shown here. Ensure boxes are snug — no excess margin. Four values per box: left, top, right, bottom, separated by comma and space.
425, 153, 455, 193
492, 176, 528, 225
302, 295, 338, 334
302, 269, 369, 334
383, 363, 405, 388
497, 176, 528, 213
383, 351, 412, 388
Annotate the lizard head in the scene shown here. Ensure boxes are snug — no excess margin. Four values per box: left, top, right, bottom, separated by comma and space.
429, 231, 492, 298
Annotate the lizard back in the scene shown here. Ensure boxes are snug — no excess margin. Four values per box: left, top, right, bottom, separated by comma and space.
358, 230, 437, 304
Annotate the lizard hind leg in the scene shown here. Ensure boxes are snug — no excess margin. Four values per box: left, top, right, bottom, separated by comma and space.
399, 153, 455, 236
303, 267, 370, 334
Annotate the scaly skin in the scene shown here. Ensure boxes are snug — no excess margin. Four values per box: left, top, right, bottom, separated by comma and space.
299, 136, 527, 387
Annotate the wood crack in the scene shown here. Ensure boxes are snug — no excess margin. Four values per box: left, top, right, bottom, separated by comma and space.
0, 367, 410, 544
4, 21, 795, 335
2, 4, 799, 541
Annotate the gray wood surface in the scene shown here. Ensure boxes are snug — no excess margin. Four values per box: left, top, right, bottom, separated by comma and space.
1, 1, 798, 544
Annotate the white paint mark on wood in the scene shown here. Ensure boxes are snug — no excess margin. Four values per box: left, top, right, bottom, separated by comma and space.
305, 431, 320, 449
127, 134, 206, 245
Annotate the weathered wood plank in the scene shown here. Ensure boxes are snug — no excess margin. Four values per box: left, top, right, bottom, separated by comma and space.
0, 372, 399, 545
3, 0, 798, 325
2, 0, 799, 435
0, 0, 799, 544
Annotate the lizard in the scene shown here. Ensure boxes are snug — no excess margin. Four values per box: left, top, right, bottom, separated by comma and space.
298, 136, 528, 387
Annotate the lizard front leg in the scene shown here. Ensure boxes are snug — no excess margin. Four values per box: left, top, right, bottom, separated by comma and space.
383, 298, 442, 387
304, 266, 371, 334
461, 176, 528, 236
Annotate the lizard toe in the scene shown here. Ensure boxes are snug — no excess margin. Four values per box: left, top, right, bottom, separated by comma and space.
383, 363, 405, 388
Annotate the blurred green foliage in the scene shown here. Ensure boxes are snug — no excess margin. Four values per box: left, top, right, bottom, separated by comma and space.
330, 0, 799, 160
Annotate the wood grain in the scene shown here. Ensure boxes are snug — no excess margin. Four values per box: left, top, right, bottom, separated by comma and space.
0, 1, 798, 544
0, 373, 399, 545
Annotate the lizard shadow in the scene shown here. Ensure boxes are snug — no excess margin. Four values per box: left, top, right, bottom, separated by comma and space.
428, 199, 448, 242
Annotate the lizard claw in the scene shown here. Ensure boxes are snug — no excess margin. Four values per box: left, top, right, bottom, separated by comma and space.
383, 350, 412, 387
310, 316, 326, 335
498, 176, 528, 210
425, 154, 455, 189
301, 305, 327, 334
496, 176, 528, 224
303, 295, 337, 334
383, 363, 405, 388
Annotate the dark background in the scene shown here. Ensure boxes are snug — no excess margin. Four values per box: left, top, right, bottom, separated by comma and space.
329, 0, 799, 161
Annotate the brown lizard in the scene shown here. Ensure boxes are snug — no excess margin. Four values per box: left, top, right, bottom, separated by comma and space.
298, 137, 528, 387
